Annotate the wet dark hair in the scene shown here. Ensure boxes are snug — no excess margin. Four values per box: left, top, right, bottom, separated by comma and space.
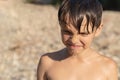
58, 0, 103, 33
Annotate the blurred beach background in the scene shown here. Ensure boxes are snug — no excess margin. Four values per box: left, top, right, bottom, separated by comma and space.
0, 0, 120, 80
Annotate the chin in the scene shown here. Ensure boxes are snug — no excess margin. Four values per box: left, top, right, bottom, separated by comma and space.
67, 47, 84, 54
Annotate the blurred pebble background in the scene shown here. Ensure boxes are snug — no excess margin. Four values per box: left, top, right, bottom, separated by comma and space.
0, 0, 120, 80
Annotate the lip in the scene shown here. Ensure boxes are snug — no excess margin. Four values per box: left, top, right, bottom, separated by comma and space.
67, 44, 83, 49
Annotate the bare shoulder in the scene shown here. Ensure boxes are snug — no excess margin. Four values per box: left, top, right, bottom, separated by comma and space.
38, 48, 66, 68
39, 54, 52, 66
92, 50, 117, 68
37, 50, 65, 80
38, 53, 55, 69
98, 54, 118, 79
100, 54, 117, 69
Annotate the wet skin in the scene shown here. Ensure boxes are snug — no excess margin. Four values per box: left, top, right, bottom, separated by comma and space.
37, 17, 118, 80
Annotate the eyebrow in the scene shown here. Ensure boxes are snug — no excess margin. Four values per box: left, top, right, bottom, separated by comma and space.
79, 31, 90, 34
61, 28, 73, 32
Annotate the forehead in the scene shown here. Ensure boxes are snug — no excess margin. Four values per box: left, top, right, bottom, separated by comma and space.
61, 17, 93, 33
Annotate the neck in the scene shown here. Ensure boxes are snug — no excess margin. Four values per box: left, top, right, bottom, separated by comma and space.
66, 48, 95, 61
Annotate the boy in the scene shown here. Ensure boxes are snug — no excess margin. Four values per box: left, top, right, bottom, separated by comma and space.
37, 0, 118, 80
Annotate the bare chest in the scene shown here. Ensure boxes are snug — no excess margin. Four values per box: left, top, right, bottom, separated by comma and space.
46, 62, 107, 80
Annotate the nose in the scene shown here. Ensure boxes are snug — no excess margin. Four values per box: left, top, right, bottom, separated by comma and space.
70, 35, 79, 44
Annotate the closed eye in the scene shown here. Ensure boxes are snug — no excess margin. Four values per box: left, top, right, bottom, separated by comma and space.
62, 30, 72, 34
79, 32, 90, 36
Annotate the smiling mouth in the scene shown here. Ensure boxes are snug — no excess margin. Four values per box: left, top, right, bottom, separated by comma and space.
67, 44, 83, 49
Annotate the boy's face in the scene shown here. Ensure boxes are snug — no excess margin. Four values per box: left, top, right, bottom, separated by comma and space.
60, 17, 102, 54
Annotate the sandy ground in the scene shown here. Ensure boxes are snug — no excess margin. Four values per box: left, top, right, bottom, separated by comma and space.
0, 0, 120, 80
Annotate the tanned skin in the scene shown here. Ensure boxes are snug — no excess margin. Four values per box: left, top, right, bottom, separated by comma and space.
37, 17, 118, 80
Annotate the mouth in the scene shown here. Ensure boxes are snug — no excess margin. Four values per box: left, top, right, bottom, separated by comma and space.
67, 44, 83, 49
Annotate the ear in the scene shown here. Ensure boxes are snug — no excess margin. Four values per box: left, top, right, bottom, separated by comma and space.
95, 21, 103, 37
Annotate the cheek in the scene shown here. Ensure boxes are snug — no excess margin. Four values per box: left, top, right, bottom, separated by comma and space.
61, 34, 70, 43
84, 36, 94, 46
80, 35, 94, 48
